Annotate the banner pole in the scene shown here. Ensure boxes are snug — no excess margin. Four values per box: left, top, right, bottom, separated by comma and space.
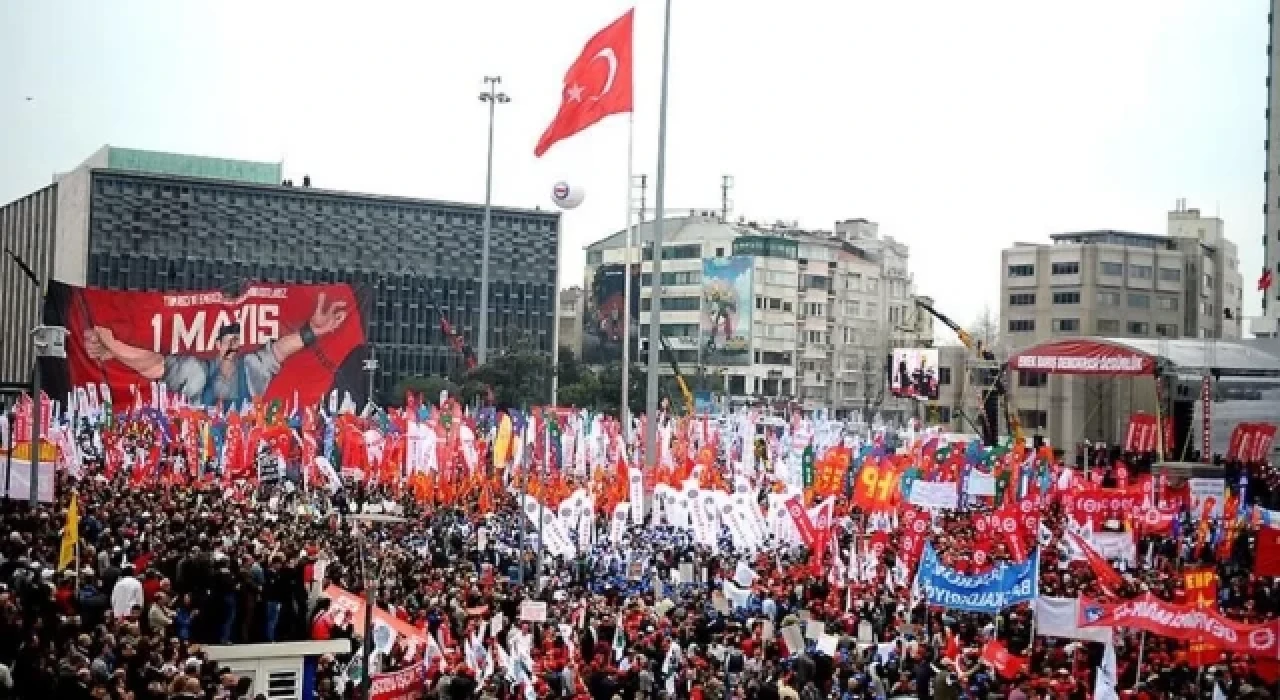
619, 112, 636, 432
1134, 631, 1145, 690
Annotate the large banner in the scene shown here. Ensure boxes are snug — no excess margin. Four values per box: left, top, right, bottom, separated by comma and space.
889, 348, 940, 400
45, 281, 371, 410
1079, 594, 1280, 657
581, 264, 640, 365
915, 542, 1039, 613
701, 256, 752, 366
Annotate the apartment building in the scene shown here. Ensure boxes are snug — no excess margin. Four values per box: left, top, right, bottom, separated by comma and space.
581, 212, 931, 418
998, 203, 1243, 446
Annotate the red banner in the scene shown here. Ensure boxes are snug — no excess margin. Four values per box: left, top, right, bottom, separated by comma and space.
1008, 339, 1154, 375
323, 585, 430, 650
980, 640, 1027, 680
1227, 423, 1277, 463
370, 664, 428, 700
1059, 485, 1148, 525
1079, 594, 1280, 657
1122, 413, 1171, 454
853, 460, 902, 511
784, 496, 818, 549
1182, 567, 1218, 609
47, 281, 370, 410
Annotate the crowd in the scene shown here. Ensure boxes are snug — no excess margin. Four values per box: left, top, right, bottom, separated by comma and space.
0, 425, 1276, 699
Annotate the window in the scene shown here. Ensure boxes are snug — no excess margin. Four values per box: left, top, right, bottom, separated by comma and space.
806, 330, 823, 343
1156, 323, 1179, 337
1007, 319, 1035, 332
765, 324, 796, 341
1008, 264, 1035, 277
756, 296, 764, 309
640, 271, 701, 286
769, 298, 782, 310
936, 406, 953, 424
938, 367, 952, 385
1019, 410, 1048, 430
1051, 261, 1080, 275
1127, 321, 1149, 335
642, 243, 702, 260
640, 296, 700, 311
782, 301, 793, 312
1129, 264, 1153, 279
1096, 319, 1120, 334
846, 300, 861, 316
848, 273, 862, 288
866, 277, 879, 292
1052, 291, 1080, 305
1127, 293, 1150, 309
1008, 293, 1036, 306
1097, 291, 1121, 306
867, 302, 879, 318
804, 302, 824, 316
1156, 296, 1179, 311
1018, 371, 1048, 388
586, 250, 604, 265
1053, 318, 1080, 332
715, 247, 724, 257
1158, 267, 1181, 282
1100, 261, 1124, 276
760, 351, 791, 365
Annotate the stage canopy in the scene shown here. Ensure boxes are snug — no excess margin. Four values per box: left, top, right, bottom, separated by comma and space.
1007, 338, 1280, 378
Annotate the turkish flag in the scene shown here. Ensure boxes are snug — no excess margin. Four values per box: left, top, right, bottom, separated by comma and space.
1255, 525, 1280, 576
534, 9, 634, 157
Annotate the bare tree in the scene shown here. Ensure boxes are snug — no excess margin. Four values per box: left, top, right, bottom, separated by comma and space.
968, 305, 1001, 352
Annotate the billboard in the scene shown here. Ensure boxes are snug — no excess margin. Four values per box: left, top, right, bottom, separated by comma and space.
889, 347, 940, 401
701, 256, 753, 366
44, 281, 371, 410
581, 264, 640, 365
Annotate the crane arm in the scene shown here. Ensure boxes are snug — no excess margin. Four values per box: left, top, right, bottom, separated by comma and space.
657, 334, 695, 415
914, 299, 978, 352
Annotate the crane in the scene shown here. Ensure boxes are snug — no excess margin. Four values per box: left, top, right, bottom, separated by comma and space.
657, 334, 696, 416
913, 299, 1023, 447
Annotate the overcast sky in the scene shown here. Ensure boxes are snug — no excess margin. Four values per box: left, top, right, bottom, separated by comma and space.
0, 1, 1268, 335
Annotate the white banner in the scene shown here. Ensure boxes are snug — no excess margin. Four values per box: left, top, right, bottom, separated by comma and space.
966, 470, 996, 496
521, 495, 576, 558
1033, 597, 1112, 643
684, 480, 717, 547
1189, 478, 1226, 519
628, 466, 645, 525
730, 492, 765, 551
577, 495, 596, 552
610, 502, 630, 546
909, 481, 959, 510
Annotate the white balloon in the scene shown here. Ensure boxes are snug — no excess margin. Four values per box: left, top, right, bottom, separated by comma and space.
551, 181, 585, 209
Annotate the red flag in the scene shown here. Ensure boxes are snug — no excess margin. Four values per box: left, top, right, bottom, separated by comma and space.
1069, 532, 1125, 591
1255, 525, 1280, 576
980, 640, 1027, 680
534, 9, 634, 157
1260, 268, 1273, 292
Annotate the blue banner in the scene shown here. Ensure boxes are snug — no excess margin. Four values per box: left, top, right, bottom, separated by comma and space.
915, 542, 1039, 613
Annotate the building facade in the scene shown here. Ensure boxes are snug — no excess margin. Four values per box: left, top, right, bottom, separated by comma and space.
1265, 1, 1280, 332
582, 211, 931, 419
0, 146, 561, 401
998, 204, 1242, 448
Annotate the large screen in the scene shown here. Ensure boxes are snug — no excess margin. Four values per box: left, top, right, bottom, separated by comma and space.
581, 264, 640, 365
889, 347, 940, 401
44, 280, 371, 409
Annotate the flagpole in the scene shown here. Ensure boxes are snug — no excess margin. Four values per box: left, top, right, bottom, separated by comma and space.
643, 0, 673, 467
619, 113, 636, 432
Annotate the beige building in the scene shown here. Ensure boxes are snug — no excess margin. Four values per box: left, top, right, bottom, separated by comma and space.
998, 204, 1243, 448
557, 286, 585, 360
581, 211, 931, 417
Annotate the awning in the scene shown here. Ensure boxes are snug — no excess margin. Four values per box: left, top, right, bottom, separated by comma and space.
1008, 339, 1154, 376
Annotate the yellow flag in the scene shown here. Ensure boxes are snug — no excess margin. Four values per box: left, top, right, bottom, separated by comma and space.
58, 491, 79, 571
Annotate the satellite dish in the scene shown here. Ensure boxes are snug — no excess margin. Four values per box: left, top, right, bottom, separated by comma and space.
551, 181, 585, 210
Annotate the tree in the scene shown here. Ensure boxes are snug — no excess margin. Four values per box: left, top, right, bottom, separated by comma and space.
968, 305, 1001, 352
390, 375, 458, 407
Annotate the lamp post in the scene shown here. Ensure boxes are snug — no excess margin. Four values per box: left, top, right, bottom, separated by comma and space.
477, 76, 510, 366
4, 249, 61, 504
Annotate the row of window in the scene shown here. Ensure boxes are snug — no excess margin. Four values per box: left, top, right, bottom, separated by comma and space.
1011, 290, 1179, 311
1008, 318, 1179, 337
755, 296, 795, 312
641, 244, 704, 261
640, 270, 701, 286
1007, 261, 1182, 281
639, 296, 700, 311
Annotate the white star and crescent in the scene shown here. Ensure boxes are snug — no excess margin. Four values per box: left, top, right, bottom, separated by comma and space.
564, 47, 619, 104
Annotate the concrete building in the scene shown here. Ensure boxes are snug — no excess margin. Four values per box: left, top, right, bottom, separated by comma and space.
998, 203, 1243, 448
0, 146, 561, 401
581, 211, 931, 418
557, 286, 585, 361
1264, 2, 1280, 333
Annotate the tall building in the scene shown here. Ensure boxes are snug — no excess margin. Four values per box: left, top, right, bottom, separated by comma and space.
0, 146, 561, 400
998, 203, 1242, 445
1265, 1, 1280, 332
582, 211, 931, 418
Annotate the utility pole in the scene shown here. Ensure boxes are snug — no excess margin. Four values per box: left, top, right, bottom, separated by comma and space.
477, 76, 511, 366
644, 0, 674, 466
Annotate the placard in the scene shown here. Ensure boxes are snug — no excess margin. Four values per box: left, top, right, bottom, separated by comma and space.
519, 601, 548, 622
805, 620, 825, 640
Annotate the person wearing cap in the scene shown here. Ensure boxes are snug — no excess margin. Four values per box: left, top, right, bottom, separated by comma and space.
84, 292, 350, 406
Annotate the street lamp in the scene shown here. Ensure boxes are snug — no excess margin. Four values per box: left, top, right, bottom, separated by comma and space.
4, 249, 62, 505
477, 76, 511, 367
